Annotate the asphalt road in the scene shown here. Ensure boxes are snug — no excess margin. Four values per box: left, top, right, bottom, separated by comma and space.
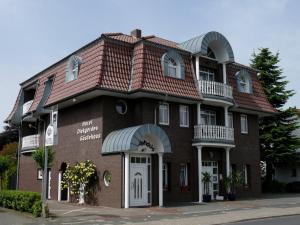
227, 215, 300, 225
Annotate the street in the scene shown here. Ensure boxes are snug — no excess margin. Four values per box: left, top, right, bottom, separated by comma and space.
1, 194, 300, 225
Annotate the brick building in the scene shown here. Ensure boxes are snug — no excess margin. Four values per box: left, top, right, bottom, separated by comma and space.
5, 29, 275, 208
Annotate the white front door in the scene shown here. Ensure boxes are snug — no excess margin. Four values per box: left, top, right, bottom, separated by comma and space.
130, 156, 150, 207
202, 161, 219, 199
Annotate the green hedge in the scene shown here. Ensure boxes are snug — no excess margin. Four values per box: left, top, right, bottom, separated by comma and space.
0, 190, 42, 217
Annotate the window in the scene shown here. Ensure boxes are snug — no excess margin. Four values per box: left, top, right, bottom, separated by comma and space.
159, 103, 169, 125
240, 115, 248, 134
163, 163, 169, 190
200, 67, 215, 81
243, 164, 251, 187
228, 112, 233, 128
291, 168, 297, 177
201, 110, 216, 125
179, 164, 188, 187
179, 105, 189, 127
235, 70, 253, 94
161, 50, 185, 79
115, 100, 127, 115
65, 55, 81, 82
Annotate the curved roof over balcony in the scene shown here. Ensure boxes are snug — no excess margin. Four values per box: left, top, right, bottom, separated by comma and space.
102, 124, 171, 154
179, 31, 234, 62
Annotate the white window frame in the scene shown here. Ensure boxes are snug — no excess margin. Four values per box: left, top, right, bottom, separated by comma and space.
65, 56, 81, 83
179, 105, 189, 127
163, 163, 168, 190
240, 114, 248, 134
201, 110, 217, 125
168, 58, 178, 78
228, 112, 234, 128
200, 68, 215, 81
159, 103, 169, 125
179, 164, 188, 187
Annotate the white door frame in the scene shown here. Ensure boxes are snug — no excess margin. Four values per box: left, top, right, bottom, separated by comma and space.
202, 161, 219, 199
129, 154, 151, 207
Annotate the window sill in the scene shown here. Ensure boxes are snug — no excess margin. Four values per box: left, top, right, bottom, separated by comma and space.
159, 123, 169, 126
179, 125, 189, 128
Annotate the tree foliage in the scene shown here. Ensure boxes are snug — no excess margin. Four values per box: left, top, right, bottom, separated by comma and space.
61, 160, 97, 198
32, 147, 54, 170
250, 48, 300, 181
0, 156, 11, 190
0, 126, 18, 151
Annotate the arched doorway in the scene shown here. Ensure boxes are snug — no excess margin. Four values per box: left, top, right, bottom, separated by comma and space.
58, 162, 68, 201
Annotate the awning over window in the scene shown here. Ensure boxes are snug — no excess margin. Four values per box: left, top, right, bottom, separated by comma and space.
102, 124, 171, 154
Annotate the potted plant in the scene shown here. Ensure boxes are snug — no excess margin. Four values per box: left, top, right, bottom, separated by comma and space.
202, 172, 212, 202
225, 171, 243, 201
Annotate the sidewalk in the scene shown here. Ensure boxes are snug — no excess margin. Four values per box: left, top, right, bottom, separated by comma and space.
47, 194, 300, 225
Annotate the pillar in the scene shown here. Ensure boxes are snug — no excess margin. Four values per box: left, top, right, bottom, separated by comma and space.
158, 153, 163, 207
196, 56, 200, 80
124, 153, 130, 208
226, 148, 230, 177
197, 146, 203, 203
222, 63, 227, 84
197, 103, 201, 125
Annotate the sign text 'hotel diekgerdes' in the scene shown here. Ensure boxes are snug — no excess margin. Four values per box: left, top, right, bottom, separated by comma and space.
77, 120, 101, 142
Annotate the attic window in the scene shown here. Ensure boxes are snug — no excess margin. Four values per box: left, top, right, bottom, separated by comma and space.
235, 70, 253, 94
161, 50, 185, 79
65, 55, 82, 82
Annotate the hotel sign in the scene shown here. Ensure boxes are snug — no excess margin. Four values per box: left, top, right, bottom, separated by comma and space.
77, 120, 101, 142
45, 125, 54, 147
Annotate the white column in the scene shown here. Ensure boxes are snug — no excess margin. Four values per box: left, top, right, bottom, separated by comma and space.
158, 153, 163, 207
224, 106, 229, 127
197, 146, 203, 203
226, 148, 230, 177
124, 153, 130, 208
196, 56, 200, 80
222, 63, 227, 84
197, 103, 201, 125
58, 172, 61, 201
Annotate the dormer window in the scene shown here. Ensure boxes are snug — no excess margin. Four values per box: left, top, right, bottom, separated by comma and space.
65, 55, 81, 82
235, 70, 253, 94
161, 50, 185, 79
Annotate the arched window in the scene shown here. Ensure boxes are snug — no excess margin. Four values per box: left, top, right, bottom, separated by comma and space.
161, 50, 185, 79
235, 70, 253, 94
65, 55, 82, 82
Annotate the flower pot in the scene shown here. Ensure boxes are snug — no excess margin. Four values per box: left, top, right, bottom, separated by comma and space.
227, 193, 236, 201
203, 194, 212, 202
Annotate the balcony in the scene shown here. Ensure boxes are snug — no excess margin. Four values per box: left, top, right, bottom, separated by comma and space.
194, 125, 234, 144
22, 134, 39, 152
23, 100, 34, 115
199, 80, 233, 100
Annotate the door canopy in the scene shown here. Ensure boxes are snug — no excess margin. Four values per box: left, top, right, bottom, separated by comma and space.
102, 124, 171, 154
179, 31, 234, 62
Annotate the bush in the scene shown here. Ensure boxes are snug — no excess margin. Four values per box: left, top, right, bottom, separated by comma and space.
262, 180, 286, 193
286, 182, 300, 193
0, 190, 41, 216
32, 200, 42, 217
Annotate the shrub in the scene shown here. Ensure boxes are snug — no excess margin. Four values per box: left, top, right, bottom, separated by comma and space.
286, 181, 300, 193
32, 200, 42, 217
262, 180, 286, 193
0, 190, 41, 216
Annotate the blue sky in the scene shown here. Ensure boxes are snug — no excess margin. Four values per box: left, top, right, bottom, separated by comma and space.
1, 0, 299, 130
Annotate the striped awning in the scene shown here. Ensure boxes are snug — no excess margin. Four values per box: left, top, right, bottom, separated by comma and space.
102, 124, 171, 154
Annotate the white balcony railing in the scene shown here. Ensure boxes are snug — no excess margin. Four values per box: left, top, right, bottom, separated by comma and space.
22, 134, 39, 150
22, 100, 34, 115
194, 125, 234, 142
199, 80, 233, 99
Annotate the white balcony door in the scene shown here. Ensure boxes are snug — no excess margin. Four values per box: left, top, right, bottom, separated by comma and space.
200, 68, 215, 81
130, 156, 149, 207
201, 110, 216, 125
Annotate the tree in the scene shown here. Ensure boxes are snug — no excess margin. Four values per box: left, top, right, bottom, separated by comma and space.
0, 126, 18, 151
250, 48, 300, 182
32, 147, 54, 170
0, 156, 11, 190
61, 160, 97, 204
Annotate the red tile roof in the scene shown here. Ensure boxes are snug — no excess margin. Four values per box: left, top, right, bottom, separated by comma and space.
227, 63, 276, 114
5, 31, 275, 123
